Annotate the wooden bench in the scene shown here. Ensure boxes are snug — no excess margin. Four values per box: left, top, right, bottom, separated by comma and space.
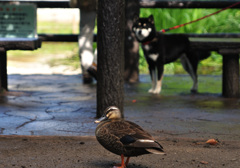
0, 3, 41, 91
188, 34, 240, 98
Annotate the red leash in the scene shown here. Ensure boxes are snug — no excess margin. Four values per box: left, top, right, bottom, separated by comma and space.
161, 1, 240, 33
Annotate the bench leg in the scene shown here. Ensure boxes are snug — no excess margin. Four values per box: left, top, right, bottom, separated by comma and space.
222, 54, 239, 98
0, 48, 8, 91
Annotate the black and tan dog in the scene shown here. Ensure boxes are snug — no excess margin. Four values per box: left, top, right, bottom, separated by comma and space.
132, 15, 210, 94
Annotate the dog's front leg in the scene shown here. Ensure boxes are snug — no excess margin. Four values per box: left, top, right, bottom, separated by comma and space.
148, 66, 157, 93
154, 74, 163, 94
153, 64, 164, 94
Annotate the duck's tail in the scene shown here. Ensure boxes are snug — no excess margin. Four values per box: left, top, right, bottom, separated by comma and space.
146, 140, 165, 155
146, 148, 165, 155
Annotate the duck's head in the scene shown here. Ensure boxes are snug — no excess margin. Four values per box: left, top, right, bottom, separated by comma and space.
95, 106, 121, 123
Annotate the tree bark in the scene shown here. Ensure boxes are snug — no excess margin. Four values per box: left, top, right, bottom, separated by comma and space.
97, 0, 125, 117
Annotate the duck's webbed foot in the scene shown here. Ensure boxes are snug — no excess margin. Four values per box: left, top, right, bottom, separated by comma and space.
113, 155, 130, 168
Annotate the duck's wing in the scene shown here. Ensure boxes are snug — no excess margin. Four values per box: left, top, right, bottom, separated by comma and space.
125, 121, 153, 139
98, 120, 165, 155
105, 120, 151, 139
119, 121, 165, 154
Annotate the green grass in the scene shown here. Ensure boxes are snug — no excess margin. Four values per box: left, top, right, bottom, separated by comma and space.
140, 8, 240, 33
46, 42, 80, 69
38, 21, 79, 34
160, 75, 222, 95
8, 42, 81, 70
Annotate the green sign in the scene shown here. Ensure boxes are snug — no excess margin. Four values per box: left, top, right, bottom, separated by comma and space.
0, 3, 37, 38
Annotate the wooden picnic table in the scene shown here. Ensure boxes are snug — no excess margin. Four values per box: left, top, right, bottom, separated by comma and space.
189, 37, 240, 97
0, 3, 42, 91
0, 38, 41, 91
1, 0, 239, 102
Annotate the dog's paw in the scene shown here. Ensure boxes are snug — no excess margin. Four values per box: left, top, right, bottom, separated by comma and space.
152, 90, 161, 94
148, 88, 161, 94
149, 88, 161, 94
148, 88, 154, 93
152, 87, 161, 94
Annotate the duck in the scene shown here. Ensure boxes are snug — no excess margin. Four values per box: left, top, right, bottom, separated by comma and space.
95, 106, 165, 168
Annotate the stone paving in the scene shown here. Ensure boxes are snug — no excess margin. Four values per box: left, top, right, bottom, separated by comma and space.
0, 74, 96, 136
1, 74, 240, 141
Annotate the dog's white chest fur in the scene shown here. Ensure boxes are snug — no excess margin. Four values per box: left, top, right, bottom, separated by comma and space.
148, 53, 159, 61
143, 45, 159, 61
143, 45, 150, 50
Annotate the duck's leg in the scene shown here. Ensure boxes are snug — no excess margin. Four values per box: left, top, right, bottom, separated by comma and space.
113, 154, 126, 168
125, 157, 130, 166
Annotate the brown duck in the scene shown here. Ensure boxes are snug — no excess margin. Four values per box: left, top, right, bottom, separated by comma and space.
95, 106, 165, 168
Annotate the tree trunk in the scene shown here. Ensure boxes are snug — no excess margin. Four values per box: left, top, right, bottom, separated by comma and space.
124, 0, 140, 83
97, 0, 125, 118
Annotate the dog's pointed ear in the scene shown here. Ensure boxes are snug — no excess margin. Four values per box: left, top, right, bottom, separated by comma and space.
133, 14, 139, 23
148, 15, 154, 24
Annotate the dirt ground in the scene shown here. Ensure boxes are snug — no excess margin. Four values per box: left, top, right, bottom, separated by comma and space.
0, 135, 239, 168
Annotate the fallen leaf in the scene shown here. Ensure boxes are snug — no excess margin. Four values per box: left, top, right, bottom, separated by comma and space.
200, 161, 208, 165
206, 139, 218, 145
132, 99, 137, 103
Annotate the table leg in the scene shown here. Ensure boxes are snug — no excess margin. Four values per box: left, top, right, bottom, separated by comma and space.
0, 48, 8, 91
124, 0, 140, 83
222, 54, 239, 98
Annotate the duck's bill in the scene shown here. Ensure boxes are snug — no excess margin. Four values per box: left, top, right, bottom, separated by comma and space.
94, 116, 108, 123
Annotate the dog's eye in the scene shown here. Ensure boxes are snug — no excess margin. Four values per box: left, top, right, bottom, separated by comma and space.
138, 23, 141, 26
143, 23, 147, 27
